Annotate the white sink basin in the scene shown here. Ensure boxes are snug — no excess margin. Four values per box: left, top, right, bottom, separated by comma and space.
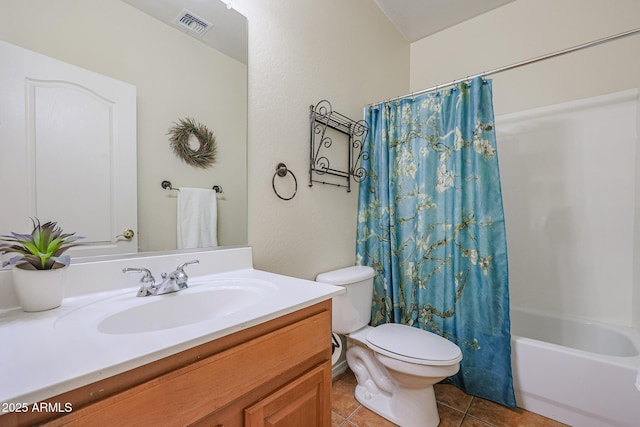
55, 278, 277, 335
100, 281, 272, 334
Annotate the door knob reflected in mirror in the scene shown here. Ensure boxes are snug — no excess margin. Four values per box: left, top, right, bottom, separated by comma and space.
116, 229, 135, 241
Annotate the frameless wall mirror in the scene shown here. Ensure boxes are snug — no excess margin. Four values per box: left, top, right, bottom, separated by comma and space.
0, 0, 248, 262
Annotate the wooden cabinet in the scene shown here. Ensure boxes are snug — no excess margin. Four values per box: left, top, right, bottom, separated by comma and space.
244, 364, 330, 427
2, 300, 332, 427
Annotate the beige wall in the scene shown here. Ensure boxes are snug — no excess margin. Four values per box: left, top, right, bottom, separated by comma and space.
233, 0, 409, 279
0, 0, 247, 252
410, 0, 640, 116
411, 0, 640, 327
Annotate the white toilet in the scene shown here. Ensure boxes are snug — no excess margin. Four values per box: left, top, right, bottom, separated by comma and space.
317, 266, 462, 427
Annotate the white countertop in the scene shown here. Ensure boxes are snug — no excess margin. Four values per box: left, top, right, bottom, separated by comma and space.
0, 248, 343, 406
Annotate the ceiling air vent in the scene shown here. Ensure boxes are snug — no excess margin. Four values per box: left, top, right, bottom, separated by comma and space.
173, 9, 211, 36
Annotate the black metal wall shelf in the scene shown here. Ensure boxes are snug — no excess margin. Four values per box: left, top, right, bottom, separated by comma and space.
309, 100, 369, 192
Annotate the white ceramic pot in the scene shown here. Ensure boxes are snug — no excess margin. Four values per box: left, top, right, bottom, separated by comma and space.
12, 265, 67, 312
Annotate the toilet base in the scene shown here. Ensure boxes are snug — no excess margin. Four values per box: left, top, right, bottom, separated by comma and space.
353, 382, 439, 427
347, 343, 442, 427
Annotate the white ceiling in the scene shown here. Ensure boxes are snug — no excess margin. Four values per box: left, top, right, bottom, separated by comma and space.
121, 0, 515, 63
374, 0, 515, 42
122, 0, 247, 63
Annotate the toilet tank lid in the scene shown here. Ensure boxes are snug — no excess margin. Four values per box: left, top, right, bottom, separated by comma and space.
316, 266, 375, 285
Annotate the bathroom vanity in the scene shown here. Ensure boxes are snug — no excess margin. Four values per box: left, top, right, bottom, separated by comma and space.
0, 248, 342, 426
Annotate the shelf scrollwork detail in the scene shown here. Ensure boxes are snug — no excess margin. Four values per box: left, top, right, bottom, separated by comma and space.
309, 100, 369, 192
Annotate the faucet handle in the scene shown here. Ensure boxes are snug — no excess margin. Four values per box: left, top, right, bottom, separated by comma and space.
176, 259, 199, 272
122, 267, 156, 285
171, 260, 199, 288
123, 267, 157, 297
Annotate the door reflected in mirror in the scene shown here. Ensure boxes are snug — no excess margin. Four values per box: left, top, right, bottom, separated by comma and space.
0, 0, 248, 262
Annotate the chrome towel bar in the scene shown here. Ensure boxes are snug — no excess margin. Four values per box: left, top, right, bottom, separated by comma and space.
161, 180, 224, 194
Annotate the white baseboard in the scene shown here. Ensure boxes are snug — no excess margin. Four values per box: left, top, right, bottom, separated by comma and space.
332, 360, 348, 379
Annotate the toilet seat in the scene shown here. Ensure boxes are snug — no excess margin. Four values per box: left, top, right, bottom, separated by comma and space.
366, 323, 462, 366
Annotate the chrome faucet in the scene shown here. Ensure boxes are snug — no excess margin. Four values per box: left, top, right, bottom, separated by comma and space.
122, 260, 199, 297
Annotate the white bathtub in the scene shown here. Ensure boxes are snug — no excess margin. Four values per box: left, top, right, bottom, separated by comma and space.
511, 308, 640, 427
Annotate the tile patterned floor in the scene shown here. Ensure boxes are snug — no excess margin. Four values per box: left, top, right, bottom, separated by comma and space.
331, 369, 567, 427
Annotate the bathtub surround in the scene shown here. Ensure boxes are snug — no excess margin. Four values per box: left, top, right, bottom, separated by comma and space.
497, 86, 640, 425
497, 89, 637, 325
356, 78, 515, 407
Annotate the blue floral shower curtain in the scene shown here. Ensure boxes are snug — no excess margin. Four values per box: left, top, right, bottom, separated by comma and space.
356, 77, 515, 407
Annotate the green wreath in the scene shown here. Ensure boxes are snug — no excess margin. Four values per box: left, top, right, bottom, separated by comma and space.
167, 118, 217, 168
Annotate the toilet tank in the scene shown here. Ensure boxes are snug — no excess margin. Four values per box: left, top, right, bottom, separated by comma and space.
316, 266, 375, 334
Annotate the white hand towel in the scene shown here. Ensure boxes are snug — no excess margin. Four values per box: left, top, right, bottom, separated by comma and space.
177, 187, 218, 249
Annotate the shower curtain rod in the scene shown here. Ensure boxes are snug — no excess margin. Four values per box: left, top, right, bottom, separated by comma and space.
368, 27, 640, 108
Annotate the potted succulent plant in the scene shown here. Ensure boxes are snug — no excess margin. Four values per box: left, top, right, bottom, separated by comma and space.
0, 219, 83, 311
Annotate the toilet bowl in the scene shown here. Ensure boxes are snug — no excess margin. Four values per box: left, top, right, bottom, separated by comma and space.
317, 266, 462, 427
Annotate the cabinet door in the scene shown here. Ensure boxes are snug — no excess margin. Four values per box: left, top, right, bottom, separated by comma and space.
244, 363, 331, 427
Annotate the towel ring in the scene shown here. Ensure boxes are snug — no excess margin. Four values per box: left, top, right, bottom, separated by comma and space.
272, 163, 297, 201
